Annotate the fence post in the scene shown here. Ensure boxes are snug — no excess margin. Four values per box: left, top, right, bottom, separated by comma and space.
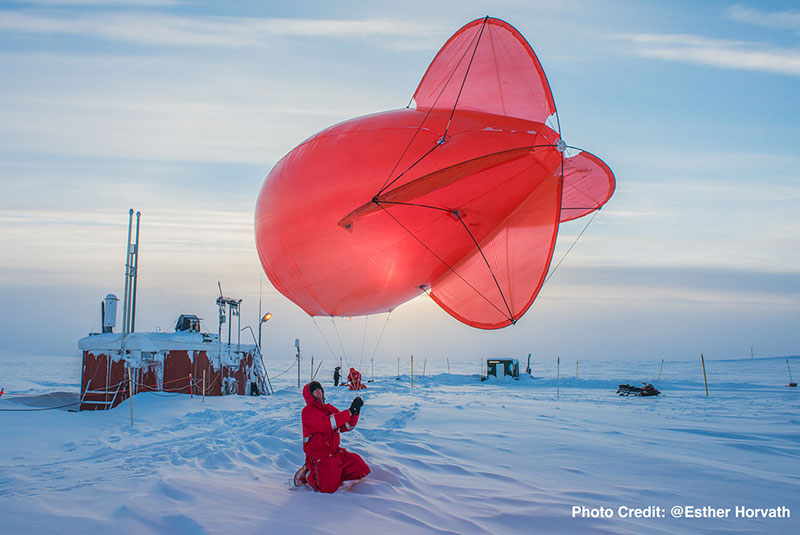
701, 353, 709, 397
128, 366, 134, 426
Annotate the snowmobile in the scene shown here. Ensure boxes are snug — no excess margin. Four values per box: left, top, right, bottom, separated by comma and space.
617, 383, 660, 397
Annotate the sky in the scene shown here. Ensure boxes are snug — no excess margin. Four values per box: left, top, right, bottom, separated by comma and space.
0, 0, 798, 365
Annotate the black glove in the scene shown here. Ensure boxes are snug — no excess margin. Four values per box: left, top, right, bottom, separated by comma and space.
349, 396, 364, 415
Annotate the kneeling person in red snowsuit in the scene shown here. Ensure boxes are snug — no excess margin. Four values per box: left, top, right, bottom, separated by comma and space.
347, 367, 367, 390
300, 381, 369, 493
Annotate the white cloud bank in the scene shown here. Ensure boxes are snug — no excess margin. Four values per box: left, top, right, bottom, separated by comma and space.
20, 1, 182, 6
616, 4, 800, 77
620, 33, 800, 76
726, 4, 800, 33
0, 10, 445, 49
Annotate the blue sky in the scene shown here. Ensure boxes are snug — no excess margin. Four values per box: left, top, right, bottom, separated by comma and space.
0, 0, 798, 364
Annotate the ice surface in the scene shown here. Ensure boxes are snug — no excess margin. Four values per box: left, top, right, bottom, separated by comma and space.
1, 352, 798, 534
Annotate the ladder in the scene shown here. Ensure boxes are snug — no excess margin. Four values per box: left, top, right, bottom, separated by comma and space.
79, 378, 123, 410
254, 348, 273, 395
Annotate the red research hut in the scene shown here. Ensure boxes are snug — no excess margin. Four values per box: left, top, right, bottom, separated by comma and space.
78, 328, 262, 411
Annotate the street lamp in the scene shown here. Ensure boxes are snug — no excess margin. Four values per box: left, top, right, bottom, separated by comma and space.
258, 312, 272, 353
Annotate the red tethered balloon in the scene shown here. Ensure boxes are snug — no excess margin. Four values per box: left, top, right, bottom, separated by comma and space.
255, 17, 615, 329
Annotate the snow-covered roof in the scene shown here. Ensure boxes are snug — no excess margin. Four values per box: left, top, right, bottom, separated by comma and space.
78, 332, 255, 353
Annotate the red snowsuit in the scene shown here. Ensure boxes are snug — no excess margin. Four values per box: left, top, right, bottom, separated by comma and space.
347, 368, 366, 390
301, 383, 370, 493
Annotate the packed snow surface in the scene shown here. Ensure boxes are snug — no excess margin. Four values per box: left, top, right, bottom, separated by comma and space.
1, 352, 798, 534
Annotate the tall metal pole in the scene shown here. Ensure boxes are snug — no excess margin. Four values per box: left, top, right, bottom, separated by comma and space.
227, 305, 232, 346
130, 211, 141, 333
258, 281, 263, 353
556, 356, 560, 398
121, 209, 133, 356
296, 340, 301, 388
217, 282, 223, 372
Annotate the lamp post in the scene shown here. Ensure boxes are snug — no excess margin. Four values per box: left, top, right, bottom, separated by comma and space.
258, 312, 272, 353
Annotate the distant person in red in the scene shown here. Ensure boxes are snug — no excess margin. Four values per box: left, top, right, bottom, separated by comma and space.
347, 367, 367, 390
295, 381, 369, 493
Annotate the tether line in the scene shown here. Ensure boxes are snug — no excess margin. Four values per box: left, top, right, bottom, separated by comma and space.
544, 208, 600, 285
375, 201, 512, 322
311, 316, 338, 360
359, 315, 368, 370
330, 317, 349, 368
379, 18, 487, 195
378, 143, 442, 196
370, 311, 392, 361
375, 201, 457, 213
453, 211, 515, 323
442, 16, 489, 140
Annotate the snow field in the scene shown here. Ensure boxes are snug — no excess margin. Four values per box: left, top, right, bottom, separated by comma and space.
1, 354, 798, 534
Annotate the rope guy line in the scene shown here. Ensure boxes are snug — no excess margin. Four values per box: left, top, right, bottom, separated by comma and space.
453, 211, 515, 323
379, 17, 487, 195
375, 201, 512, 322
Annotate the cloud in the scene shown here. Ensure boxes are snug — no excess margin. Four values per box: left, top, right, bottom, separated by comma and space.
545, 264, 800, 305
726, 4, 800, 33
619, 5, 800, 76
0, 11, 446, 49
21, 1, 182, 5
21, 0, 183, 5
618, 32, 800, 76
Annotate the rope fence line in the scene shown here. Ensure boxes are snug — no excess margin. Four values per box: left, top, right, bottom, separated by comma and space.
0, 368, 235, 411
0, 400, 82, 412
270, 360, 298, 379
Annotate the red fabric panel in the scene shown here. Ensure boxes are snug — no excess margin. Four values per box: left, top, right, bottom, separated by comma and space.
430, 171, 562, 328
559, 151, 616, 222
413, 17, 556, 123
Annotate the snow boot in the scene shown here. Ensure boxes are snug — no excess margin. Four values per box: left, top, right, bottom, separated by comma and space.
293, 465, 309, 487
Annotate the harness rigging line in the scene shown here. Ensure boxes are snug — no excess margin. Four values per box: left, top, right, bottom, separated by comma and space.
378, 143, 442, 197
379, 18, 486, 195
330, 317, 350, 368
544, 207, 601, 286
375, 201, 513, 322
140, 272, 185, 315
371, 311, 393, 361
442, 15, 489, 140
359, 315, 368, 371
311, 316, 338, 360
453, 211, 515, 323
